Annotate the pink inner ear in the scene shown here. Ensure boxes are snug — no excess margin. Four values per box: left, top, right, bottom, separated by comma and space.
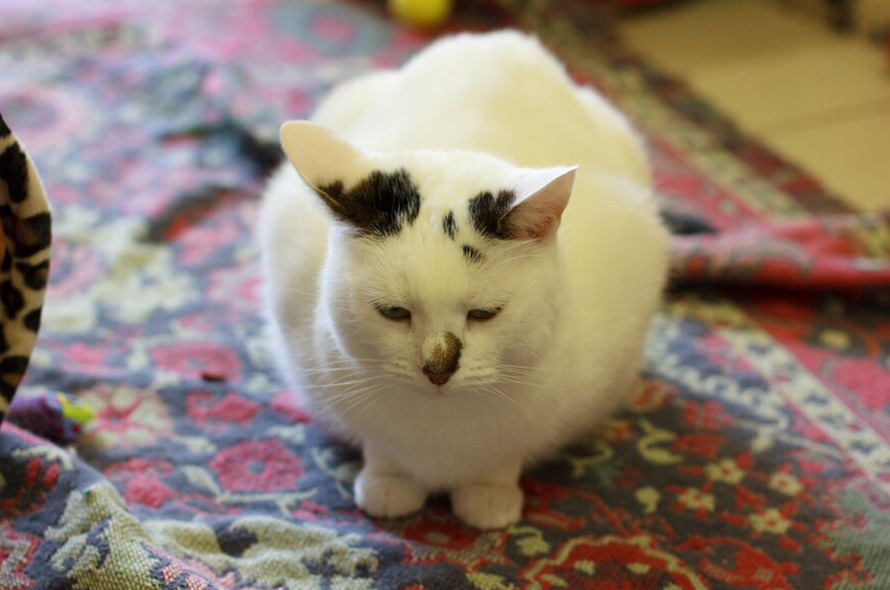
511, 202, 563, 242
510, 167, 576, 242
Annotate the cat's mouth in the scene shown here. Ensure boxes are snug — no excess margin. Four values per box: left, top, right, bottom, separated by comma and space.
422, 367, 454, 387
402, 368, 462, 394
392, 364, 510, 394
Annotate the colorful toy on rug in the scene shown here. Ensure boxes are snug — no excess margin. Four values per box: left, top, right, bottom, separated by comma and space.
388, 0, 453, 27
6, 393, 94, 445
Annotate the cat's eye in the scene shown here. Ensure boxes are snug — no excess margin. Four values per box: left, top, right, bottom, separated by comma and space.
468, 308, 501, 321
379, 306, 411, 321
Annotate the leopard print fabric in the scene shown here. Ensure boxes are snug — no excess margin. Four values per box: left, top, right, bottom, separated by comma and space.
0, 114, 52, 424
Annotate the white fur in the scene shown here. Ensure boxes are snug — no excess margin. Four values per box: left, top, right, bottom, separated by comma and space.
259, 31, 669, 529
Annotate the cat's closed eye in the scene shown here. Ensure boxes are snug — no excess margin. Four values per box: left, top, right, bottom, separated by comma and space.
467, 308, 501, 321
378, 306, 411, 321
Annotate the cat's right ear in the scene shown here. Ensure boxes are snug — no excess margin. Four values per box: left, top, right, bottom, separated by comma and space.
280, 121, 372, 195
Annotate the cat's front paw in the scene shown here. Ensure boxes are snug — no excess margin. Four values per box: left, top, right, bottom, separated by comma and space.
354, 470, 427, 518
451, 483, 523, 529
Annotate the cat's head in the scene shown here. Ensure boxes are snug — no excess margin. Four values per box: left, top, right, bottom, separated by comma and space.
281, 121, 576, 393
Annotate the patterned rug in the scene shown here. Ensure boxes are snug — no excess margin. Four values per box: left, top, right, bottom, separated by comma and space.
2, 0, 890, 588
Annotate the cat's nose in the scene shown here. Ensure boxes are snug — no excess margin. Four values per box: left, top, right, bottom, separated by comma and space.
423, 367, 454, 386
421, 330, 462, 386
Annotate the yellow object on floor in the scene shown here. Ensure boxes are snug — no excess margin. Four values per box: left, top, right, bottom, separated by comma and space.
388, 0, 453, 28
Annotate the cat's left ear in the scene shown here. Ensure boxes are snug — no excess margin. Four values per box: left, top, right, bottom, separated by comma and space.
510, 166, 578, 242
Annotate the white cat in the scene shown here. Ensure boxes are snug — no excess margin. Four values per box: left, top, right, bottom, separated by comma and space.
259, 31, 668, 529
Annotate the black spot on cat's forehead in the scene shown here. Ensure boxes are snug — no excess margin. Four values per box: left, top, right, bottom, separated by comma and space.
443, 211, 457, 240
316, 168, 420, 238
468, 190, 516, 240
462, 244, 483, 264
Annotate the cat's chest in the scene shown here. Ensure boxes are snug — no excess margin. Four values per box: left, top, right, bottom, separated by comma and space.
365, 394, 539, 483
354, 387, 546, 446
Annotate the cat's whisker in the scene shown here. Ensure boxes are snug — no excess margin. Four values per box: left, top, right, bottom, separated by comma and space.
298, 367, 367, 375
304, 359, 386, 368
496, 365, 539, 377
476, 384, 525, 411
338, 386, 386, 418
307, 378, 388, 390
496, 374, 537, 383
335, 387, 376, 408
297, 366, 386, 377
309, 375, 392, 393
316, 388, 381, 418
484, 241, 538, 264
310, 382, 385, 407
314, 388, 369, 407
352, 394, 383, 421
488, 253, 544, 268
487, 239, 532, 257
485, 246, 530, 263
495, 367, 539, 377
278, 285, 318, 298
497, 368, 537, 378
497, 363, 537, 371
290, 357, 390, 369
495, 378, 541, 390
